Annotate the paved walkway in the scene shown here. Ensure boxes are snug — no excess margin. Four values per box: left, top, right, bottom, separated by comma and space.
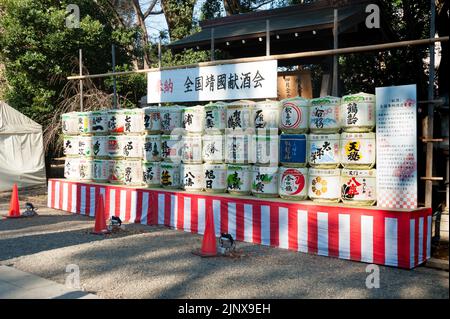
0, 186, 448, 299
0, 266, 97, 299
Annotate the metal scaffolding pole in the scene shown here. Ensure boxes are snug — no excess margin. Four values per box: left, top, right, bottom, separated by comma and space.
424, 0, 436, 208
79, 49, 83, 112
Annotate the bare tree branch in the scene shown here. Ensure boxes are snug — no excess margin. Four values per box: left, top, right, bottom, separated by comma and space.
143, 0, 159, 19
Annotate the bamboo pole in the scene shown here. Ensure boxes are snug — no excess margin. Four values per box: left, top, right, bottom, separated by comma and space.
211, 28, 215, 61
79, 49, 83, 111
266, 19, 270, 56
67, 36, 449, 81
112, 44, 117, 109
332, 8, 338, 96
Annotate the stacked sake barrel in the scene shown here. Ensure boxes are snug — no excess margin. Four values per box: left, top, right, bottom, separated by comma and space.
62, 110, 110, 182
225, 100, 254, 196
180, 105, 205, 191
62, 112, 81, 180
159, 106, 183, 189
107, 109, 145, 186
339, 92, 377, 206
250, 101, 280, 198
225, 100, 281, 197
288, 93, 376, 205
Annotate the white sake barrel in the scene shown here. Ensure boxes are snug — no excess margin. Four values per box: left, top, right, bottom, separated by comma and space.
107, 135, 123, 159
108, 109, 126, 134
280, 97, 310, 133
308, 168, 341, 202
92, 135, 109, 158
309, 96, 341, 133
341, 169, 377, 206
341, 92, 375, 132
182, 134, 202, 164
225, 133, 254, 164
226, 164, 252, 195
79, 158, 94, 181
93, 159, 111, 182
204, 163, 227, 193
63, 135, 79, 157
143, 134, 161, 162
143, 107, 161, 133
77, 112, 93, 134
251, 165, 279, 198
64, 157, 80, 180
120, 135, 143, 159
61, 112, 79, 135
160, 162, 181, 189
203, 134, 224, 163
253, 100, 280, 129
122, 108, 144, 134
90, 110, 109, 134
253, 129, 279, 165
340, 132, 376, 169
122, 159, 143, 186
278, 167, 308, 200
182, 105, 204, 134
204, 102, 226, 134
181, 164, 205, 191
226, 100, 255, 133
160, 106, 183, 133
308, 133, 340, 168
109, 159, 124, 184
161, 134, 182, 163
142, 161, 161, 187
78, 135, 94, 158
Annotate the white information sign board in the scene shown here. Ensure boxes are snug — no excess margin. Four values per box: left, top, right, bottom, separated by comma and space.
376, 84, 418, 209
147, 60, 278, 103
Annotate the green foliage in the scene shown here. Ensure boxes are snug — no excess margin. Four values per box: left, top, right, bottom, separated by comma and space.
0, 0, 137, 124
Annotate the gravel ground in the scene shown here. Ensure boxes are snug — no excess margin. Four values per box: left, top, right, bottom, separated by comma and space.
0, 186, 448, 299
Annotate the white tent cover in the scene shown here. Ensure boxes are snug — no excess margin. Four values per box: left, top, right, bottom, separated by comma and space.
0, 101, 46, 191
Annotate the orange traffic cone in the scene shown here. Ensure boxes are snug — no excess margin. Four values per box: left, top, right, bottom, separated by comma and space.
90, 193, 110, 235
6, 184, 22, 219
193, 208, 217, 257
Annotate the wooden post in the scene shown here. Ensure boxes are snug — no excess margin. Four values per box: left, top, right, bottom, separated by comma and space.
266, 20, 270, 56
79, 49, 83, 112
332, 8, 338, 96
158, 37, 162, 69
211, 28, 215, 61
425, 0, 436, 208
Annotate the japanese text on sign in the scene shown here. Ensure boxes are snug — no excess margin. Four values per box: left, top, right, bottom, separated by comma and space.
147, 60, 278, 103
